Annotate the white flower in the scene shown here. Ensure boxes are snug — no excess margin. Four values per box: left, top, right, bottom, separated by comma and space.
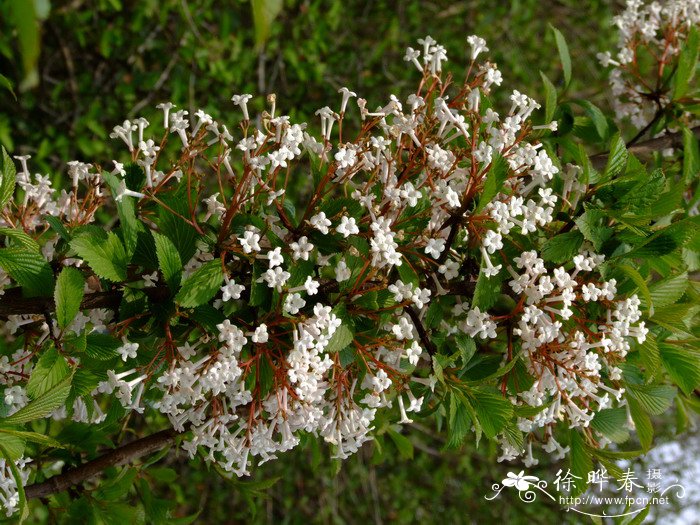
240, 230, 261, 253
260, 266, 290, 291
284, 293, 306, 314
424, 238, 446, 258
467, 35, 489, 60
290, 236, 314, 260
336, 216, 359, 238
267, 247, 284, 268
118, 341, 139, 362
310, 212, 332, 234
304, 276, 319, 295
335, 259, 352, 282
252, 324, 269, 344
221, 278, 245, 301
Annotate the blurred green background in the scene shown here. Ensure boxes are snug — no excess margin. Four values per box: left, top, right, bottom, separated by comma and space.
7, 1, 689, 524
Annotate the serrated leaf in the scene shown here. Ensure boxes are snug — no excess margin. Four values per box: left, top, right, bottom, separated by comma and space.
469, 388, 512, 439
0, 246, 54, 297
325, 324, 354, 354
648, 273, 688, 309
591, 408, 629, 443
455, 335, 476, 366
26, 347, 70, 399
541, 231, 583, 264
617, 264, 653, 313
71, 230, 129, 282
152, 231, 182, 291
0, 146, 16, 210
0, 427, 64, 449
55, 267, 85, 329
85, 333, 121, 360
3, 373, 72, 425
627, 397, 653, 451
673, 25, 699, 100
636, 334, 661, 381
626, 383, 676, 415
660, 344, 700, 395
573, 100, 609, 143
575, 209, 612, 251
567, 430, 592, 497
604, 132, 628, 181
175, 259, 223, 308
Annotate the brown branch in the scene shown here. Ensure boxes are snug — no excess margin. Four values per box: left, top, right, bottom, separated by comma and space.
403, 305, 437, 356
25, 428, 178, 500
590, 125, 700, 170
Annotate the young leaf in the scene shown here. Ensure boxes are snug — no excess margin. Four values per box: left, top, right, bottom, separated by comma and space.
469, 388, 512, 439
71, 230, 129, 282
152, 231, 182, 291
603, 132, 628, 181
0, 146, 16, 210
475, 154, 508, 213
175, 259, 224, 308
55, 267, 85, 329
673, 25, 699, 100
541, 231, 584, 264
26, 347, 70, 399
3, 373, 72, 425
539, 71, 557, 123
549, 25, 571, 87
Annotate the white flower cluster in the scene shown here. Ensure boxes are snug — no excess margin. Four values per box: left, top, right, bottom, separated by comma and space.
598, 0, 700, 127
0, 31, 651, 486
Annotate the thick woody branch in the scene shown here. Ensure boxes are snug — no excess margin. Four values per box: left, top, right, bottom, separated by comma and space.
25, 428, 178, 500
590, 125, 700, 170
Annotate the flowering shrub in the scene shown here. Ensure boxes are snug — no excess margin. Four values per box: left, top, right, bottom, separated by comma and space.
0, 4, 698, 520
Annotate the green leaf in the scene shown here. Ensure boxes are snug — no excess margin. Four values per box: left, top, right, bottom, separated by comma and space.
54, 267, 85, 329
8, 0, 41, 91
0, 74, 15, 100
71, 230, 129, 282
397, 258, 419, 287
604, 132, 628, 181
591, 408, 629, 443
575, 209, 612, 251
175, 259, 223, 308
325, 323, 354, 354
636, 334, 661, 381
85, 333, 122, 360
0, 246, 54, 297
627, 397, 653, 451
475, 154, 508, 213
152, 231, 182, 291
469, 388, 512, 440
0, 433, 25, 460
251, 0, 283, 49
103, 172, 141, 256
0, 146, 16, 210
648, 273, 688, 309
549, 25, 571, 87
446, 391, 474, 448
660, 344, 700, 395
682, 126, 700, 186
0, 427, 64, 449
673, 25, 699, 100
26, 347, 70, 399
472, 258, 504, 311
626, 384, 676, 415
455, 335, 476, 366
3, 373, 72, 425
386, 429, 413, 460
569, 431, 593, 497
617, 264, 652, 313
573, 100, 609, 142
539, 71, 557, 123
541, 231, 583, 264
